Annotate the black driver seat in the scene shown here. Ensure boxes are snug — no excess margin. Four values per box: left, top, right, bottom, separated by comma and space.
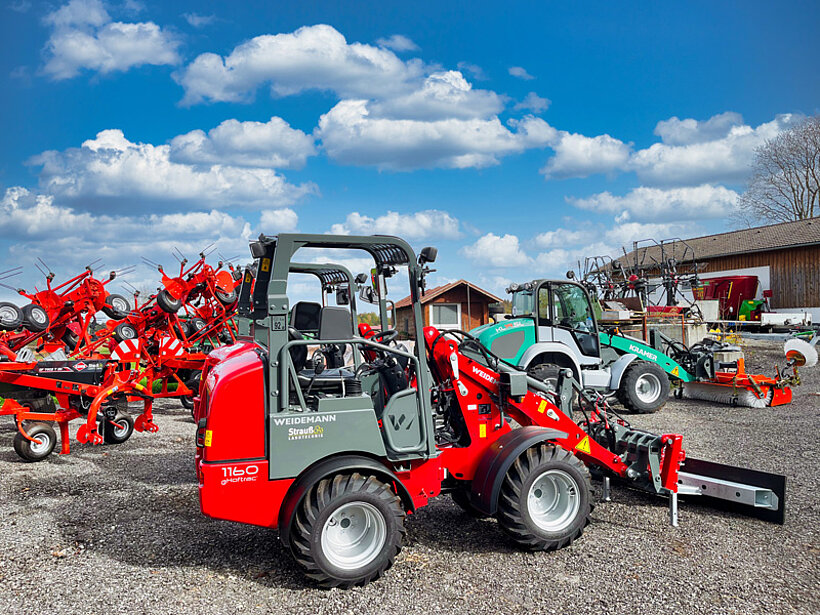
288, 327, 359, 394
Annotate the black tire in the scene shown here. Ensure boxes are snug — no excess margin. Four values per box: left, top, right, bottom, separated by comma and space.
180, 373, 200, 413
22, 304, 50, 332
289, 473, 405, 588
13, 422, 57, 462
61, 329, 79, 351
496, 444, 592, 551
185, 318, 207, 338
102, 294, 131, 319
527, 363, 562, 393
101, 411, 134, 445
215, 288, 237, 305
617, 361, 670, 414
451, 488, 488, 519
0, 302, 24, 331
113, 322, 138, 343
156, 289, 182, 313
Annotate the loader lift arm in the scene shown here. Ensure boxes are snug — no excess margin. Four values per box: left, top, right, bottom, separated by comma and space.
424, 327, 785, 525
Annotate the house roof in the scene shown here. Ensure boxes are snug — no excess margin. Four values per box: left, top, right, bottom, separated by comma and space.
617, 217, 820, 267
394, 279, 503, 309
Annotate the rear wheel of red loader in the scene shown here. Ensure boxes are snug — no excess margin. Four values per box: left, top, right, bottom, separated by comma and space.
289, 473, 405, 588
13, 422, 57, 462
617, 361, 669, 414
101, 411, 134, 445
497, 444, 592, 551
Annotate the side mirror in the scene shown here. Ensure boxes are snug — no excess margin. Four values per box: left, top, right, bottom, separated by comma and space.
336, 287, 350, 306
419, 246, 437, 265
358, 285, 377, 305
249, 241, 266, 258
355, 272, 368, 284
566, 270, 575, 280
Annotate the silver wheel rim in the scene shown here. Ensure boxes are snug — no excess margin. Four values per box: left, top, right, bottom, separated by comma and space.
30, 308, 47, 324
321, 502, 387, 571
527, 469, 580, 532
122, 326, 136, 338
112, 298, 128, 312
0, 306, 18, 324
113, 419, 129, 438
29, 432, 51, 455
635, 373, 662, 404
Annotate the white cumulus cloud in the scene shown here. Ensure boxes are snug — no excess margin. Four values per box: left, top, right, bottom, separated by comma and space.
375, 34, 419, 52
508, 66, 534, 80
30, 129, 317, 209
170, 116, 317, 169
175, 24, 425, 105
42, 0, 180, 80
330, 210, 461, 240
514, 92, 550, 113
318, 100, 557, 170
182, 13, 215, 28
259, 208, 299, 232
542, 132, 632, 179
461, 233, 531, 268
569, 184, 739, 222
630, 113, 803, 186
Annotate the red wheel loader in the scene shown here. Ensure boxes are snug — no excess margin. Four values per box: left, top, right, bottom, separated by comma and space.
194, 234, 786, 588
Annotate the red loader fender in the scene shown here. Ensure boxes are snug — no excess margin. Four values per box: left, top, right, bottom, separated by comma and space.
277, 454, 416, 544
470, 425, 568, 516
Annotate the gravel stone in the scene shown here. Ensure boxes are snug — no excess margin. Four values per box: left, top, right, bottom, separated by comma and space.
0, 338, 817, 614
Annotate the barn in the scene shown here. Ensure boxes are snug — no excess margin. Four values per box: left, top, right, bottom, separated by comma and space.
393, 280, 502, 337
618, 218, 820, 318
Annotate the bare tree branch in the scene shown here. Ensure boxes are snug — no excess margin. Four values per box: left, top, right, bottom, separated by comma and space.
737, 115, 820, 223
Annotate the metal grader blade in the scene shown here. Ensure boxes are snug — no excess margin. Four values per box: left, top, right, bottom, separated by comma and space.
676, 457, 786, 524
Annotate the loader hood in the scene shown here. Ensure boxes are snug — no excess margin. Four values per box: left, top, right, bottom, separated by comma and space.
470, 318, 535, 365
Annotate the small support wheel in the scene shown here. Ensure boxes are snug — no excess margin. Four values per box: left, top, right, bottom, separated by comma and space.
13, 422, 57, 462
497, 444, 592, 551
102, 411, 134, 445
289, 473, 405, 588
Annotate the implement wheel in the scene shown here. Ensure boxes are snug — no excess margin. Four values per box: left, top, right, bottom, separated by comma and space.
617, 361, 669, 414
102, 412, 134, 445
289, 473, 405, 588
13, 422, 57, 462
497, 444, 592, 551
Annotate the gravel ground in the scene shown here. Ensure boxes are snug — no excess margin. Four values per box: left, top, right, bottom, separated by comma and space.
0, 339, 818, 615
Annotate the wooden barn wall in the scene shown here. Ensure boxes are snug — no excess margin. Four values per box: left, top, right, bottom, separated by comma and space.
700, 246, 820, 308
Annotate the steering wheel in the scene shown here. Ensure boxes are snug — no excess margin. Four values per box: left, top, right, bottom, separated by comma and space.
370, 329, 398, 345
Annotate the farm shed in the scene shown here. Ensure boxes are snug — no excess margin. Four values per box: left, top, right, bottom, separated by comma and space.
618, 218, 820, 317
393, 279, 502, 337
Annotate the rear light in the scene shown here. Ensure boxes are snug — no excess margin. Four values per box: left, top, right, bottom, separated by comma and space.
195, 418, 208, 448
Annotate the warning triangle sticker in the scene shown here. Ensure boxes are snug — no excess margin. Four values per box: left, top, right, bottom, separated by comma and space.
575, 436, 591, 454
671, 366, 680, 377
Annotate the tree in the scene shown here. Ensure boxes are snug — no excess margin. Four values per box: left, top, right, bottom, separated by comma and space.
738, 115, 819, 223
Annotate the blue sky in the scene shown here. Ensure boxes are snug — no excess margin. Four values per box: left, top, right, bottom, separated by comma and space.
1, 0, 818, 302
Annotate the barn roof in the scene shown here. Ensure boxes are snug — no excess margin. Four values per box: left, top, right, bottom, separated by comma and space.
394, 279, 503, 309
618, 217, 820, 266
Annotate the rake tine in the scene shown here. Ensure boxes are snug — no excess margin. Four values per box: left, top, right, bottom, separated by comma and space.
37, 257, 54, 275
115, 265, 137, 277
85, 258, 102, 269
142, 256, 162, 269
173, 247, 187, 261
0, 266, 23, 278
0, 281, 19, 291
34, 262, 48, 277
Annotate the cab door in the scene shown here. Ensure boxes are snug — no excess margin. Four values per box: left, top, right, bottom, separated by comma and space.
537, 282, 601, 364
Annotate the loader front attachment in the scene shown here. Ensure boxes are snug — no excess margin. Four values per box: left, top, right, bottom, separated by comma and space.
677, 457, 786, 524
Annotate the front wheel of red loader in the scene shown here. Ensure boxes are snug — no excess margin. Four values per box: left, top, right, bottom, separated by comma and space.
13, 422, 57, 462
617, 361, 669, 414
289, 473, 406, 589
497, 444, 592, 551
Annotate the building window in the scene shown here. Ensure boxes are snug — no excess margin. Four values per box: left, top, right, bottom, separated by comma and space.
430, 303, 461, 329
